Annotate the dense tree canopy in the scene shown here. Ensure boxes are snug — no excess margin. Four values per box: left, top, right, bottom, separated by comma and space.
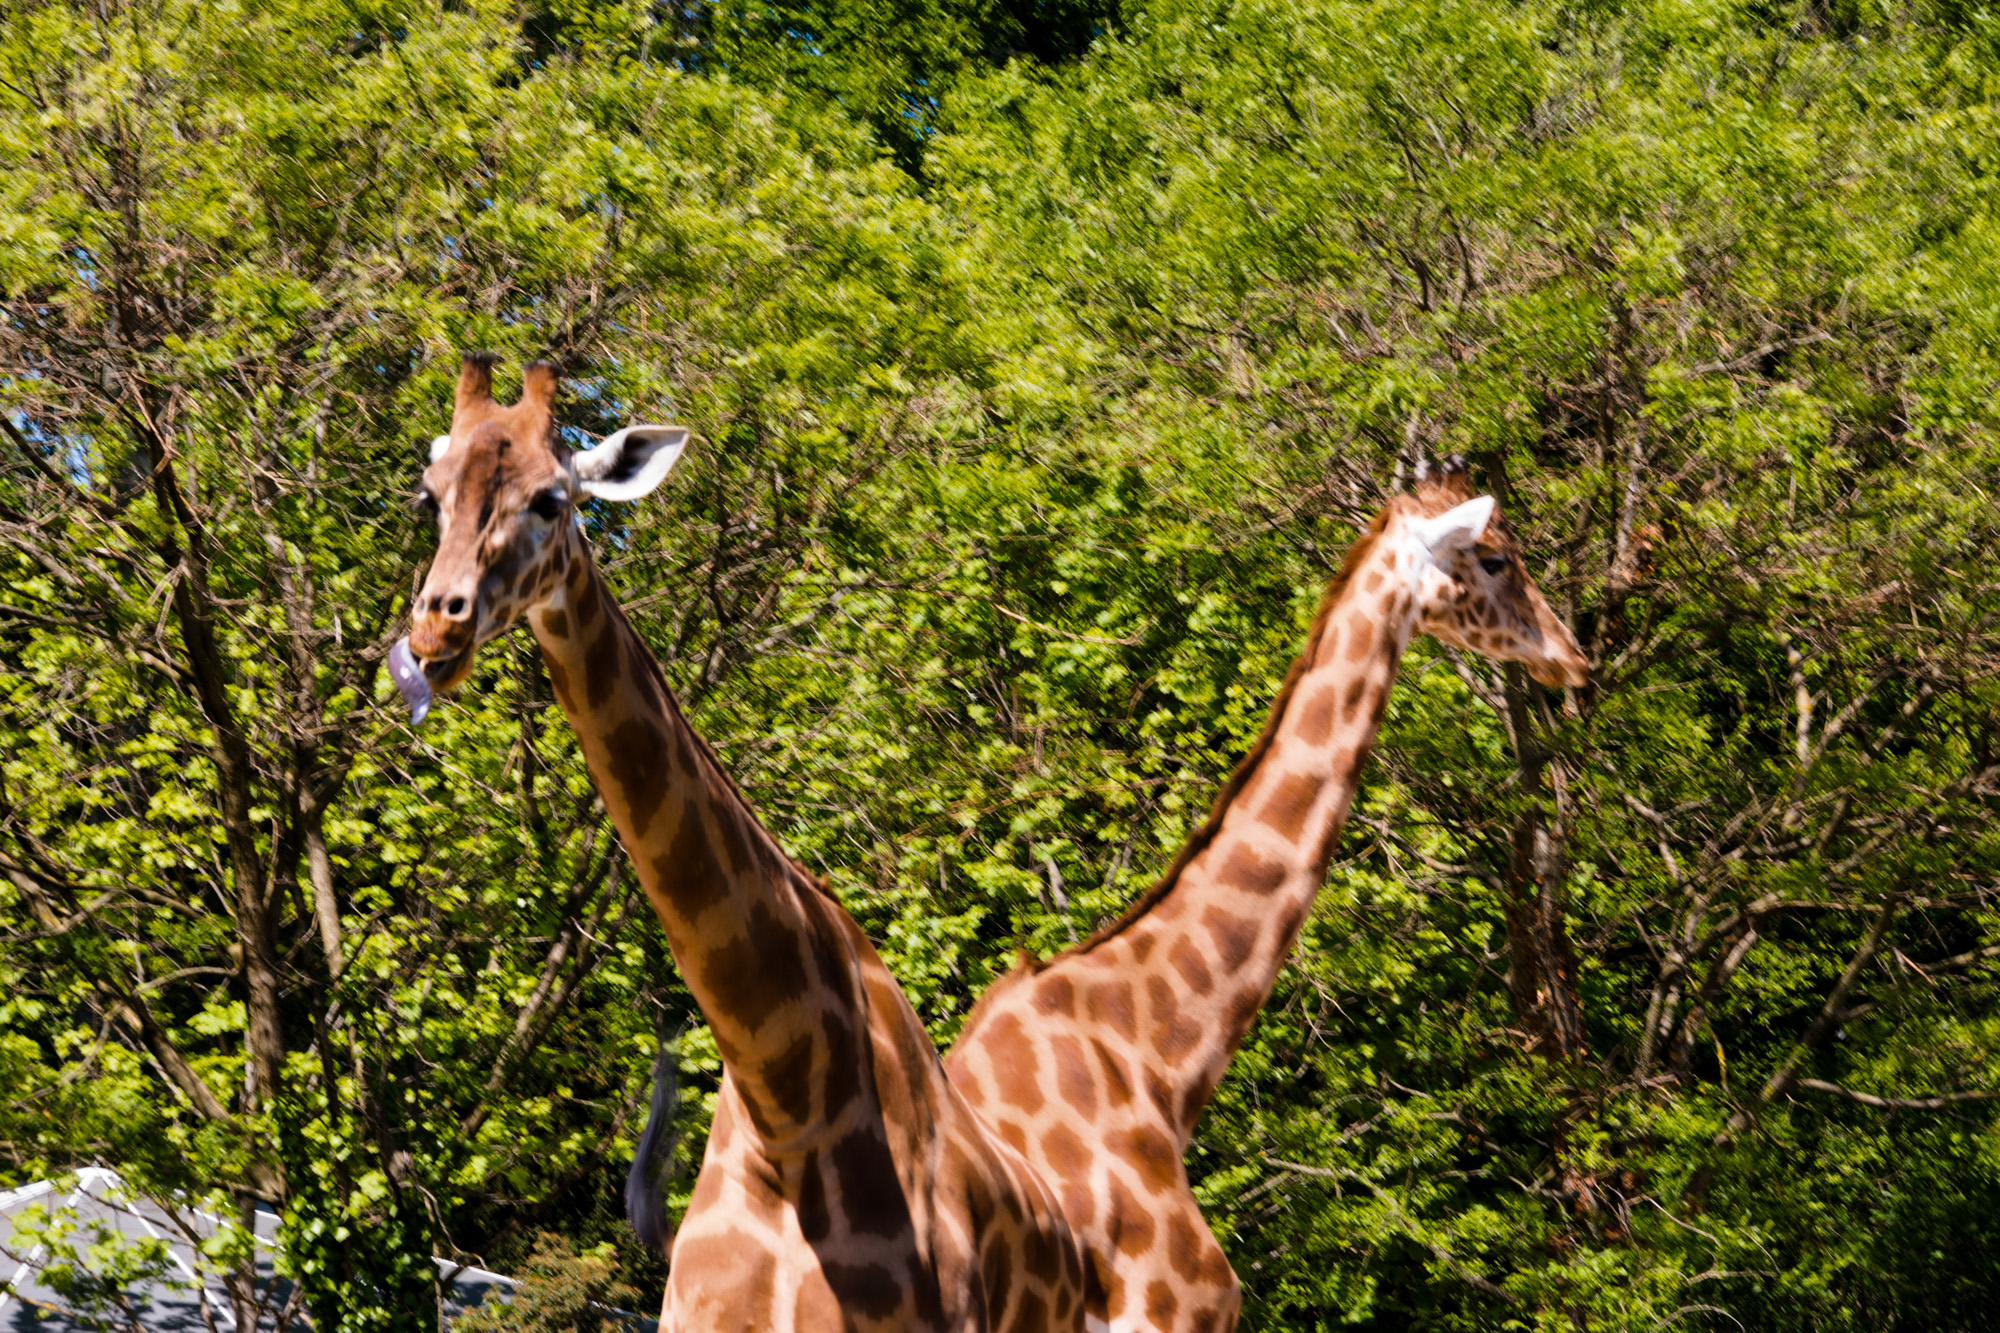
1, 0, 1996, 1329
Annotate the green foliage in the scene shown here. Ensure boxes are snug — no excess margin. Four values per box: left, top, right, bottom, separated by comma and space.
703, 0, 1118, 170
1, 0, 1997, 1330
454, 1233, 643, 1332
4, 1199, 184, 1329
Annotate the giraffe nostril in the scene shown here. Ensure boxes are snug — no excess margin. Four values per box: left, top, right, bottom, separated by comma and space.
445, 596, 467, 618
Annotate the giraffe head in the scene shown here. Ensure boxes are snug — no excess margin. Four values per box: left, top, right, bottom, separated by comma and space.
1392, 467, 1590, 688
391, 353, 689, 721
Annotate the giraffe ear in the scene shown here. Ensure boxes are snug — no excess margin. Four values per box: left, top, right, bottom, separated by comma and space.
1411, 495, 1496, 555
571, 425, 691, 502
429, 434, 453, 463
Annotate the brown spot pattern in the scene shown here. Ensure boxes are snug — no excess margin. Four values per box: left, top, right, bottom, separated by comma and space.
832, 1130, 908, 1237
1085, 1252, 1122, 1321
1203, 906, 1260, 972
1033, 976, 1076, 1016
1092, 1039, 1134, 1107
671, 1234, 774, 1326
1168, 1210, 1210, 1280
1063, 1180, 1095, 1229
984, 1013, 1044, 1114
1007, 1288, 1048, 1333
1342, 673, 1370, 721
908, 1255, 946, 1327
714, 797, 757, 877
1180, 1070, 1218, 1131
1226, 984, 1264, 1043
1345, 612, 1376, 661
763, 1030, 815, 1126
1275, 899, 1309, 950
956, 1142, 993, 1221
983, 1237, 1014, 1315
1326, 744, 1359, 783
543, 654, 574, 709
1095, 981, 1137, 1040
796, 1144, 828, 1232
1109, 1176, 1155, 1256
889, 1005, 936, 1131
1109, 1124, 1179, 1194
602, 716, 669, 840
687, 1163, 723, 1213
1052, 1035, 1098, 1118
583, 627, 623, 708
821, 1009, 862, 1117
1155, 1012, 1201, 1064
653, 810, 728, 920
699, 901, 806, 1038
1216, 842, 1286, 896
1042, 1122, 1092, 1181
1257, 769, 1324, 840
1023, 1211, 1061, 1280
824, 1261, 904, 1320
1169, 937, 1214, 994
741, 1168, 782, 1229
1295, 684, 1338, 745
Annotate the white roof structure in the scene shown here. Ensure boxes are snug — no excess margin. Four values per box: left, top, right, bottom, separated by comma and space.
0, 1168, 515, 1331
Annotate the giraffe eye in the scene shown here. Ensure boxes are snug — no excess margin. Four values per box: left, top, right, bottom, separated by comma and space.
1478, 555, 1507, 576
527, 489, 567, 521
413, 489, 439, 523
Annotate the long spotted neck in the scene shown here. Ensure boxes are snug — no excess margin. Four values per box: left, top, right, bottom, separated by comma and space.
998, 522, 1423, 1147
527, 536, 860, 1154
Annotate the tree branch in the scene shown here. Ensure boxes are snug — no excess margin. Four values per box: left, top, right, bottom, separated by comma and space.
1795, 1079, 1999, 1111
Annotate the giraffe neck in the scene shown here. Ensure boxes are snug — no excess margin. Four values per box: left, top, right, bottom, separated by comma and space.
1068, 521, 1422, 1144
528, 538, 861, 1154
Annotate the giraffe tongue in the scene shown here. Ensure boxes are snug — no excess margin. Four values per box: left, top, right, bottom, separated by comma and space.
388, 637, 432, 726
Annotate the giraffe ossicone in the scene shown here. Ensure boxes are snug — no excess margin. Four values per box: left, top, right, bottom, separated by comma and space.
403, 353, 1087, 1330
945, 470, 1588, 1332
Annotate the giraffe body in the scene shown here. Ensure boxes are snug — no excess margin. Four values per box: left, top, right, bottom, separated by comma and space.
945, 480, 1589, 1331
405, 355, 1085, 1331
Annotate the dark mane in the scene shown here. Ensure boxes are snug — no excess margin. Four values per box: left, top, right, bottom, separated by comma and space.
1022, 501, 1403, 970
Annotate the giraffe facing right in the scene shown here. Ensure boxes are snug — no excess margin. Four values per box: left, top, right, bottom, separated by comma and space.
945, 466, 1590, 1332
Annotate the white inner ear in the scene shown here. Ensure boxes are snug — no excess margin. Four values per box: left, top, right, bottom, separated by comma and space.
572, 424, 691, 503
429, 434, 453, 463
1412, 495, 1497, 555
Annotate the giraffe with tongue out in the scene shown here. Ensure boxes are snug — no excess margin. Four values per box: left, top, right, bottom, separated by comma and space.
396, 354, 1085, 1331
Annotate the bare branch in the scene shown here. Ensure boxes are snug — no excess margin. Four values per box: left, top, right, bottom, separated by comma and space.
1795, 1079, 2000, 1111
